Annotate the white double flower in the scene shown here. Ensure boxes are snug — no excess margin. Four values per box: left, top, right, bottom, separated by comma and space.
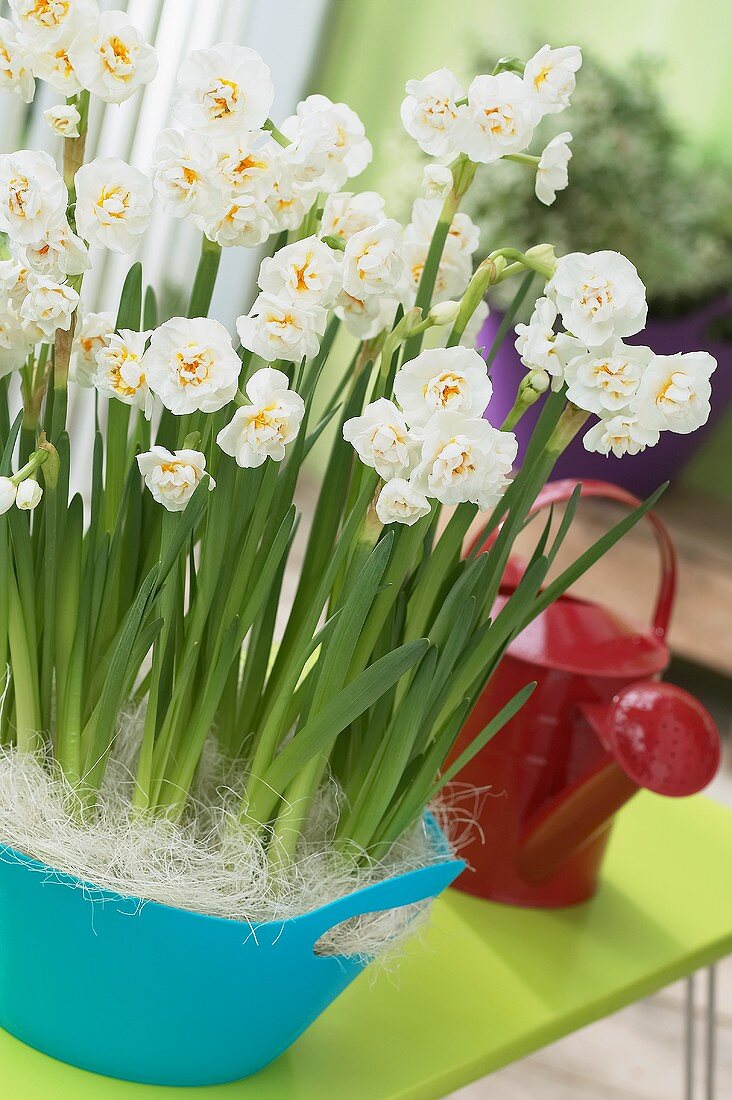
393, 346, 493, 427
546, 250, 648, 347
142, 317, 240, 415
320, 190, 386, 243
411, 411, 518, 510
237, 294, 326, 364
0, 150, 67, 244
342, 219, 403, 299
94, 329, 153, 418
137, 447, 214, 512
257, 235, 341, 308
0, 16, 34, 101
68, 10, 158, 104
281, 94, 372, 193
523, 44, 583, 115
20, 273, 78, 337
535, 132, 572, 206
217, 367, 305, 469
75, 157, 153, 254
400, 68, 464, 157
70, 310, 115, 386
343, 399, 418, 482
453, 72, 542, 164
173, 44, 274, 135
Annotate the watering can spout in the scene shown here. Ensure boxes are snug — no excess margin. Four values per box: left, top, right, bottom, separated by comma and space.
518, 682, 721, 885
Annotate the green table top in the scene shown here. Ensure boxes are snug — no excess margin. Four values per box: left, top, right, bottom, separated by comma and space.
4, 793, 732, 1100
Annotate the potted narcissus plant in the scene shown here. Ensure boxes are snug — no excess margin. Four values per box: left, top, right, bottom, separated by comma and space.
464, 50, 730, 494
0, 4, 717, 1087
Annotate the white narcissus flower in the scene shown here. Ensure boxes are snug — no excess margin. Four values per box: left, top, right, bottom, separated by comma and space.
74, 158, 153, 254
634, 352, 716, 435
94, 328, 153, 418
342, 398, 418, 481
0, 476, 17, 514
68, 10, 158, 104
412, 411, 518, 510
217, 367, 305, 469
9, 0, 97, 47
535, 131, 572, 206
70, 309, 115, 385
401, 237, 472, 307
137, 447, 213, 512
20, 274, 78, 337
257, 235, 341, 307
422, 164, 453, 199
152, 128, 220, 220
43, 103, 80, 138
0, 254, 30, 306
237, 293, 326, 364
214, 132, 281, 201
564, 338, 654, 417
342, 219, 403, 299
400, 68, 464, 156
265, 169, 318, 233
394, 346, 493, 426
376, 478, 431, 527
29, 37, 82, 93
200, 193, 275, 249
15, 477, 42, 510
0, 17, 35, 101
24, 221, 89, 277
142, 317, 240, 415
583, 416, 660, 458
407, 198, 480, 257
546, 251, 648, 347
514, 296, 565, 382
0, 300, 33, 375
320, 190, 386, 242
281, 94, 372, 192
453, 72, 541, 164
524, 44, 582, 115
173, 43, 273, 135
0, 150, 67, 244
334, 289, 399, 341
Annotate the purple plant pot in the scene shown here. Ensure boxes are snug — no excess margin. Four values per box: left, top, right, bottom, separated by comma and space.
480, 297, 732, 497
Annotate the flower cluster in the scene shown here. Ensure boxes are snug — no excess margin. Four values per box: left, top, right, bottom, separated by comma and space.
401, 45, 581, 205
3, 2, 157, 103
152, 46, 372, 250
515, 250, 717, 456
344, 346, 517, 524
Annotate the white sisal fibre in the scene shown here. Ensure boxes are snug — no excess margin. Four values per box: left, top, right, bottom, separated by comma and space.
0, 713, 461, 961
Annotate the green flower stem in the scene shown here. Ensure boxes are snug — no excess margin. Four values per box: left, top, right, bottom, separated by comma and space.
505, 152, 540, 167
401, 155, 477, 364
263, 118, 290, 147
10, 448, 48, 485
188, 235, 222, 318
488, 247, 555, 281
63, 90, 89, 200
546, 403, 590, 455
7, 567, 40, 753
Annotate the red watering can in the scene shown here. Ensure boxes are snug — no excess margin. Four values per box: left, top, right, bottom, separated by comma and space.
451, 479, 721, 908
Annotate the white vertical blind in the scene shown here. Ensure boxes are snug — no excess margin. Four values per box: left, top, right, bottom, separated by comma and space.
0, 0, 333, 325
0, 0, 332, 486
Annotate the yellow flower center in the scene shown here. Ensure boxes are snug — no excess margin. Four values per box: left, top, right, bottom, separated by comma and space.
101, 36, 134, 79
533, 65, 551, 89
8, 177, 29, 218
98, 186, 130, 217
29, 0, 69, 28
176, 346, 213, 386
208, 78, 239, 120
54, 49, 74, 79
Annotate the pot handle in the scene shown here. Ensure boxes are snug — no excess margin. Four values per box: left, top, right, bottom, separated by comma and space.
293, 856, 465, 955
525, 478, 677, 639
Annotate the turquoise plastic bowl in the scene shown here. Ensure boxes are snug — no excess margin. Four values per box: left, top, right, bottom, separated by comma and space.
0, 819, 463, 1086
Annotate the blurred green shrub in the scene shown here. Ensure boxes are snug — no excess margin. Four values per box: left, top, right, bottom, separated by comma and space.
466, 52, 732, 316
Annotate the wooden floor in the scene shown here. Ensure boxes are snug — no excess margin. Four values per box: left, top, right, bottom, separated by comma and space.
504, 487, 732, 678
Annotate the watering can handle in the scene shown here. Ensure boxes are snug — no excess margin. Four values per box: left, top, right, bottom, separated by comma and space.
526, 478, 677, 639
